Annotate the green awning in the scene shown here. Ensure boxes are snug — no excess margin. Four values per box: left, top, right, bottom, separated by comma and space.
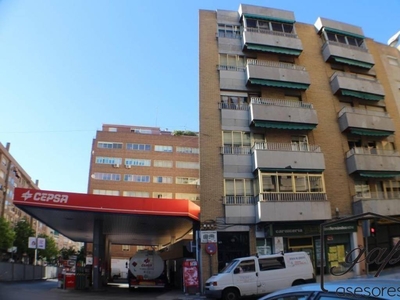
246, 43, 301, 56
341, 89, 384, 101
324, 27, 365, 39
350, 128, 394, 137
333, 57, 373, 69
253, 121, 316, 130
359, 172, 400, 178
243, 13, 295, 24
249, 79, 310, 90
259, 168, 324, 173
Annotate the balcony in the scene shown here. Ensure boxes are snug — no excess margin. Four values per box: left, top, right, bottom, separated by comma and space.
223, 196, 256, 224
251, 142, 325, 172
249, 98, 318, 130
242, 27, 303, 56
353, 192, 400, 216
346, 147, 400, 176
338, 107, 395, 136
330, 72, 385, 101
246, 59, 310, 90
321, 41, 374, 69
256, 193, 331, 222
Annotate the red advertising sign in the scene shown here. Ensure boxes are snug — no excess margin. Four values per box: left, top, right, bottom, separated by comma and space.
183, 260, 199, 287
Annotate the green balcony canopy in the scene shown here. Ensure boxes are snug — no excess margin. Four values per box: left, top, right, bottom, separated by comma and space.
359, 172, 400, 178
324, 27, 365, 39
243, 13, 295, 24
249, 79, 310, 90
253, 120, 316, 130
341, 89, 384, 101
246, 44, 302, 56
350, 128, 394, 137
333, 57, 373, 69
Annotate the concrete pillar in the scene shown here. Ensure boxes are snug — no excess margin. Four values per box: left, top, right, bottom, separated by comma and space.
93, 219, 105, 290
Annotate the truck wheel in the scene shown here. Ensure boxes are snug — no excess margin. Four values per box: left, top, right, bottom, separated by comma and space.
292, 279, 305, 286
222, 288, 239, 300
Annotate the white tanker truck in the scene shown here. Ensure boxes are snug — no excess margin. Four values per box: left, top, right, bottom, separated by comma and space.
127, 250, 167, 291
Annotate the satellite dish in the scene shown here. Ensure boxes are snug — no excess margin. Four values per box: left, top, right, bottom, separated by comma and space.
388, 30, 400, 47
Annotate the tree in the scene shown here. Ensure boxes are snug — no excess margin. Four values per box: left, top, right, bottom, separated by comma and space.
60, 246, 77, 260
37, 234, 58, 264
0, 217, 15, 252
13, 218, 35, 263
76, 245, 86, 263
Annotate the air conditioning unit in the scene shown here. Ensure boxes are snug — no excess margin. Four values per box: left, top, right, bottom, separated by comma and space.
125, 164, 131, 169
113, 164, 120, 168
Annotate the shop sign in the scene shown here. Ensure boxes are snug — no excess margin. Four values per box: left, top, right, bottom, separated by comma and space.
270, 222, 357, 237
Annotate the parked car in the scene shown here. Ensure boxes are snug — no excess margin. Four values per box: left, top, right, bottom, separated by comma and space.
257, 278, 400, 300
205, 252, 315, 300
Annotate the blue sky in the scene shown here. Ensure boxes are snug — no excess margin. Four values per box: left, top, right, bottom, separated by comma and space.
0, 0, 399, 193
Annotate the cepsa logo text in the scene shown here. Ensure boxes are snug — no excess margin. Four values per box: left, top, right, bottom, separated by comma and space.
21, 190, 69, 204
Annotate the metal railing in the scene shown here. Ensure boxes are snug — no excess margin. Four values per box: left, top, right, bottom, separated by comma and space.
244, 27, 298, 39
252, 142, 321, 153
223, 196, 256, 205
257, 192, 327, 202
353, 191, 400, 201
219, 102, 249, 110
323, 40, 368, 53
338, 106, 390, 118
250, 97, 313, 109
247, 59, 306, 71
346, 147, 398, 158
217, 65, 246, 72
221, 146, 252, 155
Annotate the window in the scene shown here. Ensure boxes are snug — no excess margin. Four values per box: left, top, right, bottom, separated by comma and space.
93, 173, 121, 181
123, 191, 149, 197
223, 131, 251, 154
124, 174, 150, 182
245, 17, 294, 34
176, 161, 200, 169
261, 173, 325, 193
97, 142, 123, 149
324, 30, 365, 48
388, 56, 399, 66
220, 94, 248, 109
175, 193, 200, 201
0, 170, 4, 179
291, 136, 309, 151
125, 158, 151, 166
126, 143, 151, 151
153, 176, 173, 184
218, 23, 241, 38
355, 181, 370, 198
152, 192, 173, 199
1, 156, 7, 167
122, 245, 130, 251
176, 177, 199, 185
219, 54, 246, 70
130, 128, 152, 134
108, 127, 117, 132
95, 157, 122, 164
93, 189, 119, 196
259, 257, 286, 271
237, 259, 256, 273
153, 160, 173, 168
225, 179, 253, 198
154, 145, 173, 152
176, 147, 199, 154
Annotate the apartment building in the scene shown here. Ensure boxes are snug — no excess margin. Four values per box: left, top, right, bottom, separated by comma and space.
199, 4, 400, 277
87, 124, 200, 260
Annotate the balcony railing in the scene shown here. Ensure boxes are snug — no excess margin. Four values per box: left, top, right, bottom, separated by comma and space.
244, 27, 298, 39
257, 192, 327, 202
223, 196, 256, 205
252, 142, 321, 153
219, 102, 249, 110
346, 147, 398, 158
221, 146, 251, 155
323, 40, 368, 53
251, 97, 313, 109
247, 59, 306, 71
330, 71, 380, 83
217, 65, 246, 72
353, 191, 400, 201
338, 106, 389, 118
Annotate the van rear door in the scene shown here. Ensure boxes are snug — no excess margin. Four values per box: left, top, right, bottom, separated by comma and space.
232, 259, 258, 297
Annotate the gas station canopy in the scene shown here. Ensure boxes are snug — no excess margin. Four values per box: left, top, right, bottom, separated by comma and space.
13, 188, 200, 247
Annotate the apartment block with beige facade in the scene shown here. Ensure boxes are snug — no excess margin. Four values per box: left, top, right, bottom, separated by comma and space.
87, 124, 200, 260
199, 4, 400, 278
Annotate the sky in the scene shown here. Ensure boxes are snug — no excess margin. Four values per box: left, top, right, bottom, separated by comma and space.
0, 0, 399, 194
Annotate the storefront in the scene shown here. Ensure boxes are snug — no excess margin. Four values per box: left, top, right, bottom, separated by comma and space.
256, 222, 357, 275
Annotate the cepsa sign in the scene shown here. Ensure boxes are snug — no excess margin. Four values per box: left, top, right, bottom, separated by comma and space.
21, 190, 69, 204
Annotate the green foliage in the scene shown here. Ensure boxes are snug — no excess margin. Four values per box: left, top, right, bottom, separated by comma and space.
59, 246, 77, 260
0, 217, 15, 251
77, 245, 86, 262
173, 130, 198, 136
13, 218, 35, 262
37, 234, 58, 263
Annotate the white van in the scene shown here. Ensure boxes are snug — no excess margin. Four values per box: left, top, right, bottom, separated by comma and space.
204, 252, 315, 300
